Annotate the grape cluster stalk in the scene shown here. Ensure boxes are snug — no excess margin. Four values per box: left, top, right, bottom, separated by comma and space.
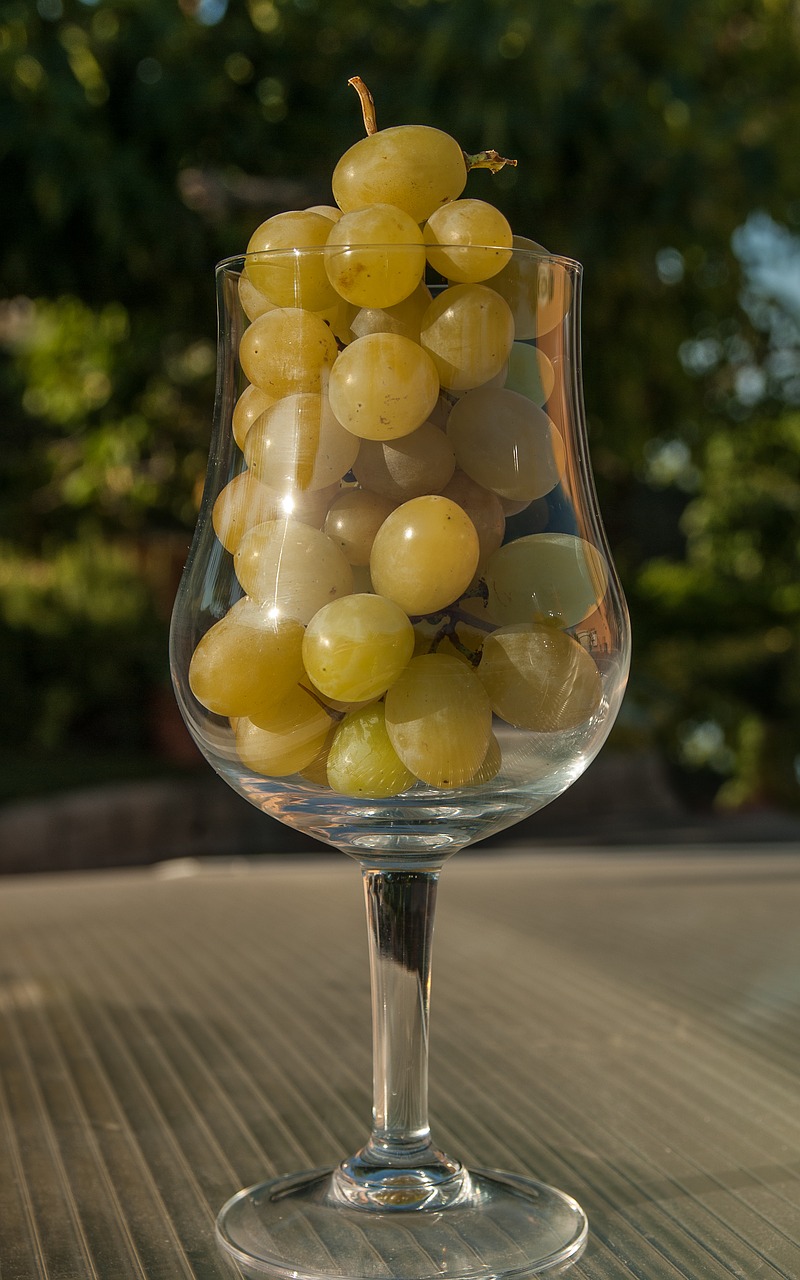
188, 82, 608, 801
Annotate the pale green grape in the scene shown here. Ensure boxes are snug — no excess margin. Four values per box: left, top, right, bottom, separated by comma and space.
236, 688, 332, 777
238, 274, 276, 323
467, 732, 502, 785
384, 653, 492, 788
212, 471, 339, 554
349, 281, 432, 344
352, 422, 456, 502
478, 623, 602, 731
439, 469, 506, 566
232, 384, 276, 450
504, 343, 556, 405
239, 308, 339, 400
489, 236, 572, 340
328, 332, 440, 441
324, 205, 425, 308
188, 597, 305, 719
484, 534, 609, 628
244, 392, 359, 492
370, 495, 479, 616
303, 593, 414, 702
324, 488, 396, 565
424, 200, 512, 283
327, 703, 416, 799
246, 211, 336, 311
446, 388, 565, 502
332, 124, 467, 224
420, 284, 514, 392
306, 204, 342, 221
234, 518, 354, 624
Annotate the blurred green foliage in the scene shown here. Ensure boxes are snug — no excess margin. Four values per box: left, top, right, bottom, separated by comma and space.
1, 0, 799, 807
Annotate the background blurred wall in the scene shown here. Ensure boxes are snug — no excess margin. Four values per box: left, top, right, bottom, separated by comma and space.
2, 0, 799, 822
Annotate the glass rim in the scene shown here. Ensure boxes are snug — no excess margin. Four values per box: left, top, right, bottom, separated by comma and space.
216, 244, 583, 274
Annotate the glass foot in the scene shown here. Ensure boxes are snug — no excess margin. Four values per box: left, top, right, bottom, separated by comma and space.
216, 1166, 587, 1279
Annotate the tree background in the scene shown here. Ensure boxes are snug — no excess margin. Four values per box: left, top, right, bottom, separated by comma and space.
2, 0, 799, 810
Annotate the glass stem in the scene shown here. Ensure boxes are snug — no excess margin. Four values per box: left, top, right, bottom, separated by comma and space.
332, 867, 468, 1210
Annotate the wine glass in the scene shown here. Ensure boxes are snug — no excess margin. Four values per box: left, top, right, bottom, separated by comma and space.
170, 243, 630, 1279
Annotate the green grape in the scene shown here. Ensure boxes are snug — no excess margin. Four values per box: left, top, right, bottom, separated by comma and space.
232, 384, 276, 451
188, 597, 305, 719
212, 471, 339, 554
246, 210, 336, 311
239, 308, 339, 400
439, 469, 506, 567
236, 688, 332, 777
328, 332, 440, 442
489, 236, 572, 340
420, 284, 514, 392
370, 495, 479, 616
424, 199, 513, 283
446, 388, 565, 502
238, 273, 276, 323
384, 653, 492, 788
234, 518, 354, 624
504, 343, 556, 406
332, 125, 467, 224
352, 422, 456, 502
302, 592, 415, 702
467, 732, 502, 785
478, 624, 602, 732
327, 703, 416, 799
306, 204, 342, 221
244, 392, 359, 492
349, 281, 432, 344
324, 488, 396, 565
324, 204, 426, 308
484, 534, 609, 629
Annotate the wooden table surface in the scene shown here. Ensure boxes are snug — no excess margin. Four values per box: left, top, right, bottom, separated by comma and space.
1, 847, 798, 1279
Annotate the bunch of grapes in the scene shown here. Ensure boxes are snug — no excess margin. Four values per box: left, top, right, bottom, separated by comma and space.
188, 79, 609, 799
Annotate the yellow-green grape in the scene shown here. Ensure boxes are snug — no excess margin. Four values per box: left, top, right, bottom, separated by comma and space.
424, 200, 513, 283
478, 624, 602, 732
244, 392, 359, 493
484, 534, 609, 629
239, 308, 339, 400
504, 343, 556, 406
349, 281, 432, 344
466, 732, 502, 785
447, 388, 565, 503
327, 703, 416, 799
352, 422, 456, 502
439, 469, 506, 567
212, 471, 338, 554
188, 598, 305, 719
370, 496, 479, 616
328, 332, 440, 442
245, 211, 336, 311
299, 732, 335, 785
306, 204, 342, 221
236, 688, 332, 777
324, 488, 396, 565
232, 384, 276, 451
420, 284, 514, 392
303, 592, 414, 702
324, 205, 426, 308
489, 236, 572, 340
332, 125, 467, 224
384, 653, 492, 788
234, 518, 354, 624
238, 273, 276, 323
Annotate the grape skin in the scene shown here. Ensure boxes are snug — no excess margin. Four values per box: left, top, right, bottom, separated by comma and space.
424, 199, 513, 283
243, 392, 359, 492
213, 472, 339, 554
234, 518, 354, 624
324, 205, 426, 308
232, 384, 276, 450
246, 210, 336, 311
328, 332, 440, 442
352, 422, 456, 503
332, 125, 467, 224
420, 284, 514, 392
478, 624, 603, 732
324, 488, 396, 565
239, 308, 339, 400
484, 534, 609, 629
189, 598, 305, 719
327, 703, 416, 799
237, 687, 332, 777
447, 388, 565, 502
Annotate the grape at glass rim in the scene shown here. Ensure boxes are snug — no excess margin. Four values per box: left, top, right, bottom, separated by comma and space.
170, 76, 631, 1280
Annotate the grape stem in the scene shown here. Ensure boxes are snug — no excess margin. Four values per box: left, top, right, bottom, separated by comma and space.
348, 76, 378, 136
463, 149, 518, 174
